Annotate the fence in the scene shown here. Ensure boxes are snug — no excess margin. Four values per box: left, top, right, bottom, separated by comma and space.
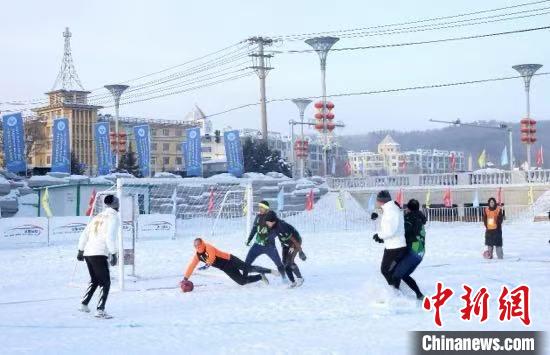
422, 205, 533, 224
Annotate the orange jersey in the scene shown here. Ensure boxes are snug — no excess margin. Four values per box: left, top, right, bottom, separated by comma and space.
184, 242, 231, 279
484, 207, 501, 230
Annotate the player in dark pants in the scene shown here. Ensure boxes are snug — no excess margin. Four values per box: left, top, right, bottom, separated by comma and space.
265, 211, 307, 288
244, 201, 285, 279
81, 256, 111, 310
183, 238, 270, 286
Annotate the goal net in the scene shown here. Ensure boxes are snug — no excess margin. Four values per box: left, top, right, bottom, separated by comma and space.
101, 177, 252, 290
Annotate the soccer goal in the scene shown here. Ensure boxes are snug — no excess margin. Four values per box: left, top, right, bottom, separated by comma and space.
105, 177, 252, 290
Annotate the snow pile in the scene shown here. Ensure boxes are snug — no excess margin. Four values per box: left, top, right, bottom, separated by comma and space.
28, 174, 68, 187
532, 190, 550, 216
473, 168, 505, 174
154, 172, 182, 179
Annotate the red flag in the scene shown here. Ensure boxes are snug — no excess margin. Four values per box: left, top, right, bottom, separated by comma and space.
305, 189, 315, 211
443, 187, 452, 208
399, 158, 407, 173
395, 188, 404, 207
85, 189, 97, 216
496, 187, 503, 205
207, 189, 215, 214
344, 161, 352, 176
536, 146, 544, 167
450, 152, 456, 172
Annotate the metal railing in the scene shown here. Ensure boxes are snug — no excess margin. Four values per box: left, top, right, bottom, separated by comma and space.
469, 171, 512, 185
423, 205, 533, 224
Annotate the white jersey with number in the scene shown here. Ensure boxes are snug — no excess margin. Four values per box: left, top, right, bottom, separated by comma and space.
78, 208, 120, 256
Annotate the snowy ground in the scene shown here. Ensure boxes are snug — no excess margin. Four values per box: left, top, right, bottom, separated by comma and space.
0, 222, 549, 354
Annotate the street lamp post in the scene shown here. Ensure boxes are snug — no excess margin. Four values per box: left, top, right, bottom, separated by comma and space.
305, 36, 339, 176
429, 119, 514, 171
104, 84, 129, 170
512, 64, 542, 170
291, 98, 312, 178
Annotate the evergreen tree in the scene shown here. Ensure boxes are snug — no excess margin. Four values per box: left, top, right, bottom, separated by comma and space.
70, 152, 87, 175
118, 142, 141, 177
242, 137, 292, 177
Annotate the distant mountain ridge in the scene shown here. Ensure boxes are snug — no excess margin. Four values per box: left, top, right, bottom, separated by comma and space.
340, 120, 549, 168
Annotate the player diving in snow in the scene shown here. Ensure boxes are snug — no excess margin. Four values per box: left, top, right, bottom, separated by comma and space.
76, 195, 120, 319
181, 238, 278, 287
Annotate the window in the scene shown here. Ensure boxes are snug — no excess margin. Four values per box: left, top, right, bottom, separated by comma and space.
176, 157, 182, 165
163, 143, 170, 152
201, 147, 212, 153
46, 156, 51, 164
152, 143, 158, 151
175, 129, 183, 137
163, 157, 170, 165
163, 129, 169, 136
176, 144, 182, 152
151, 129, 157, 136
151, 156, 157, 165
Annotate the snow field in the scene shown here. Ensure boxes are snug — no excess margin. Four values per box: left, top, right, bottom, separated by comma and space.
0, 221, 548, 354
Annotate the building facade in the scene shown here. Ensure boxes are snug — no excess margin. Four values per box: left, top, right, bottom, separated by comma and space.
348, 135, 465, 176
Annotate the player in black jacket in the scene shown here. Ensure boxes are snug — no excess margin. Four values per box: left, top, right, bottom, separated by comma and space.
265, 210, 306, 288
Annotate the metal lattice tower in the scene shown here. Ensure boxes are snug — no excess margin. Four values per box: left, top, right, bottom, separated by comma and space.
52, 27, 85, 91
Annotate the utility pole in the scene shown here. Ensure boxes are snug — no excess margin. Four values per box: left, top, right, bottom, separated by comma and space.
248, 37, 273, 142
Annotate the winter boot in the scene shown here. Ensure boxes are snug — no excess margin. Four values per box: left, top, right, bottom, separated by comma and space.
94, 309, 113, 319
295, 278, 304, 287
288, 281, 297, 289
79, 304, 90, 313
261, 274, 269, 285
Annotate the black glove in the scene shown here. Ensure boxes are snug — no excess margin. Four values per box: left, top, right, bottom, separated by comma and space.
370, 212, 379, 221
77, 250, 84, 261
109, 253, 118, 267
299, 250, 307, 261
373, 234, 384, 243
198, 264, 210, 271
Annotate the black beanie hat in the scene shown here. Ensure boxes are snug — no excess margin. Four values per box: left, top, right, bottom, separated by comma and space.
264, 210, 278, 223
258, 200, 270, 210
376, 190, 392, 203
104, 195, 119, 209
406, 199, 420, 211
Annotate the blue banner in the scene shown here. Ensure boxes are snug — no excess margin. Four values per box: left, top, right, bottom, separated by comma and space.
181, 141, 188, 168
51, 118, 71, 173
134, 125, 151, 177
223, 130, 244, 177
2, 113, 26, 173
94, 122, 112, 175
185, 127, 202, 177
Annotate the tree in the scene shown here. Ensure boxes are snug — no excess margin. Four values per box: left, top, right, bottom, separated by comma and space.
118, 142, 141, 177
71, 152, 87, 175
242, 137, 292, 177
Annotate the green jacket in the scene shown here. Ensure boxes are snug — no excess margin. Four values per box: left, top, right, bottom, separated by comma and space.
247, 214, 270, 246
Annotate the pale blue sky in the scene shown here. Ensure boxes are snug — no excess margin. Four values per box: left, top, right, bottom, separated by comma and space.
1, 0, 549, 137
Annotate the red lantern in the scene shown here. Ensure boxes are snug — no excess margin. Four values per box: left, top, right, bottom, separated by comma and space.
326, 101, 335, 109
314, 101, 324, 109
315, 120, 324, 131
326, 112, 335, 120
314, 112, 324, 119
327, 121, 336, 131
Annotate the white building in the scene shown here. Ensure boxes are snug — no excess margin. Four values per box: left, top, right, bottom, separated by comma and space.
348, 135, 465, 176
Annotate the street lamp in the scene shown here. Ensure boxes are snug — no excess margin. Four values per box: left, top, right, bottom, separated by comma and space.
104, 84, 129, 170
291, 98, 312, 178
429, 119, 514, 171
305, 36, 339, 176
512, 64, 542, 170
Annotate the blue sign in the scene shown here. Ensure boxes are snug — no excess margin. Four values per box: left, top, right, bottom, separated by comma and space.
134, 124, 151, 177
185, 127, 202, 177
51, 118, 71, 173
223, 130, 244, 177
181, 141, 188, 168
2, 113, 26, 173
94, 122, 112, 175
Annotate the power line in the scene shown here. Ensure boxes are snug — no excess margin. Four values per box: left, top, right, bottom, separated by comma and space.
274, 25, 550, 54
273, 0, 550, 40
203, 72, 550, 119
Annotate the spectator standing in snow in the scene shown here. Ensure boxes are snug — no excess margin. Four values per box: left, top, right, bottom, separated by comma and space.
372, 190, 407, 289
482, 197, 504, 259
77, 195, 120, 319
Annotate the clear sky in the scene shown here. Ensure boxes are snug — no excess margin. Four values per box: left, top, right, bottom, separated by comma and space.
1, 0, 549, 137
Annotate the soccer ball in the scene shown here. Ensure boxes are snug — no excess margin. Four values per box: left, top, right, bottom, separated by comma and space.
482, 250, 493, 259
180, 280, 194, 293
